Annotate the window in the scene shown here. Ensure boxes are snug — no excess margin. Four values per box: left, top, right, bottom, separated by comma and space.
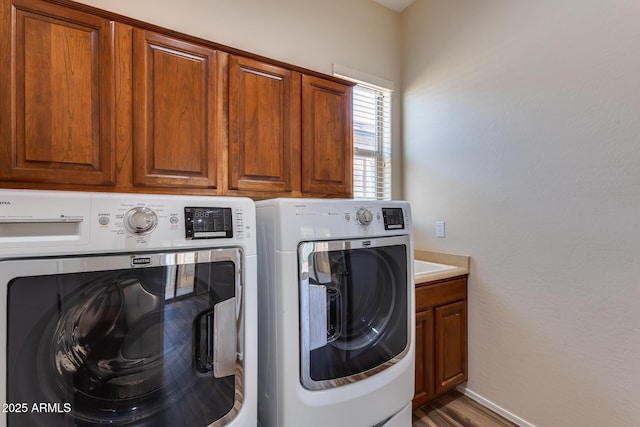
352, 83, 392, 200
334, 66, 393, 200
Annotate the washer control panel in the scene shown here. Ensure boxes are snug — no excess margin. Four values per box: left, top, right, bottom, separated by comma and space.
0, 189, 257, 256
91, 193, 254, 251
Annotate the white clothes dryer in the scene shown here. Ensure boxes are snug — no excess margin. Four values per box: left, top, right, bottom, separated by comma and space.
256, 198, 415, 427
0, 189, 257, 427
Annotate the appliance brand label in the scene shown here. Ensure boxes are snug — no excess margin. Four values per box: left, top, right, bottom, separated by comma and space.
131, 257, 152, 266
0, 201, 11, 205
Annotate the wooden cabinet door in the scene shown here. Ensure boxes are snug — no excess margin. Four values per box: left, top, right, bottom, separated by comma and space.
132, 29, 222, 189
301, 75, 352, 197
0, 0, 115, 185
228, 55, 300, 194
435, 300, 467, 395
413, 309, 435, 408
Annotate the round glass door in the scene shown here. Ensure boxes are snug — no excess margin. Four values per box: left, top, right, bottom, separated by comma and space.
4, 249, 243, 427
322, 249, 397, 351
298, 236, 410, 389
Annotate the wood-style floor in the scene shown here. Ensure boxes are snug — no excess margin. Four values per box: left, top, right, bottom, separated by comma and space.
412, 391, 518, 427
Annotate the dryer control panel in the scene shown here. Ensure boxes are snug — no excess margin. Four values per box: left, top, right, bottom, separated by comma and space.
261, 198, 412, 248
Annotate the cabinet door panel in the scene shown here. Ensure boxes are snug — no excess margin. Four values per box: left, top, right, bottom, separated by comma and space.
416, 277, 466, 312
413, 309, 435, 408
435, 300, 467, 394
1, 0, 114, 185
228, 56, 300, 193
132, 29, 220, 189
301, 75, 352, 197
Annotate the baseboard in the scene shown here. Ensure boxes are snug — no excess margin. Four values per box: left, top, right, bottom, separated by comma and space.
456, 385, 536, 427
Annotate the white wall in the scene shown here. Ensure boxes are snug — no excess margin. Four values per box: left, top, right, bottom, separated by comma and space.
402, 0, 640, 425
71, 0, 404, 197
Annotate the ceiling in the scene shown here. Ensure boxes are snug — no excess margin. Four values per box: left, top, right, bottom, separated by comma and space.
373, 0, 415, 12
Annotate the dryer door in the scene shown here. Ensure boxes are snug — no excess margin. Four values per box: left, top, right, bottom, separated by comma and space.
298, 235, 410, 390
1, 248, 244, 427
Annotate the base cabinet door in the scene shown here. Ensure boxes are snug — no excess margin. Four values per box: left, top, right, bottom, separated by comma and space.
414, 309, 435, 404
435, 300, 467, 395
413, 276, 468, 408
0, 0, 115, 186
132, 29, 222, 190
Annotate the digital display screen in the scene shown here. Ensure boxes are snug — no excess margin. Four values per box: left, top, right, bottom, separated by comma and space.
382, 208, 405, 230
184, 207, 233, 239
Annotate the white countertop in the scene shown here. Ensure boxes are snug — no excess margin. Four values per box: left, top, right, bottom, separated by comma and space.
414, 250, 470, 284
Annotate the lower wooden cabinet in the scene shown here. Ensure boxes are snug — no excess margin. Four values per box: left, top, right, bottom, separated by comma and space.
413, 275, 468, 408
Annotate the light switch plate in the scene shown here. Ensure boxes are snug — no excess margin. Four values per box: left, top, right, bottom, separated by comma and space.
435, 221, 445, 238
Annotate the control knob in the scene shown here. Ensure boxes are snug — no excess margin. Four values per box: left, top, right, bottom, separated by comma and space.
123, 207, 158, 235
355, 207, 374, 226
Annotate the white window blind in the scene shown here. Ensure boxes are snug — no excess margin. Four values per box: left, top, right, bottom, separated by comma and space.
352, 83, 392, 200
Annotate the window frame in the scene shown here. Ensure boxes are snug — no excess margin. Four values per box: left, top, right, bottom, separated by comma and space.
351, 81, 392, 201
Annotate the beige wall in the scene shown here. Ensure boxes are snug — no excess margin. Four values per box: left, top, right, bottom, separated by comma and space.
402, 0, 640, 425
71, 0, 404, 198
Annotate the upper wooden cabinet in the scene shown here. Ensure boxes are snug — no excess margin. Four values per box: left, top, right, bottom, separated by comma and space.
227, 55, 301, 195
301, 75, 353, 197
131, 29, 222, 190
0, 0, 115, 185
227, 57, 353, 198
0, 0, 354, 197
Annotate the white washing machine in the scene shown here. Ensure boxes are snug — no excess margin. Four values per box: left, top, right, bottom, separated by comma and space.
256, 198, 414, 427
0, 189, 257, 427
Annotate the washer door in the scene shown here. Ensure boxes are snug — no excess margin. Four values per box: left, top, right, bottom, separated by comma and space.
2, 248, 244, 427
298, 236, 410, 390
